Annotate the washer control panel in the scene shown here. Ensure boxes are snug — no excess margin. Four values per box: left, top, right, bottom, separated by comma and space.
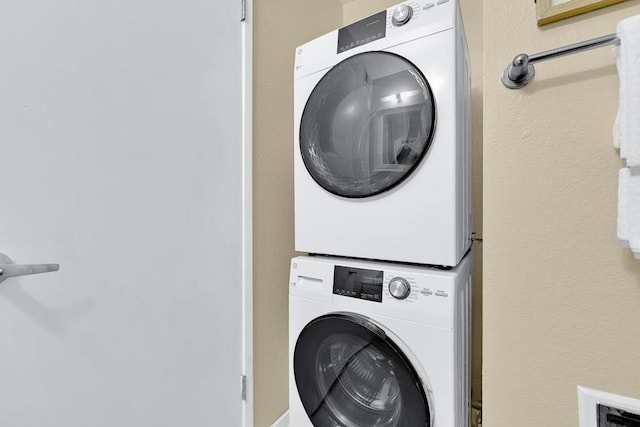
331, 265, 451, 304
383, 274, 449, 303
291, 256, 467, 329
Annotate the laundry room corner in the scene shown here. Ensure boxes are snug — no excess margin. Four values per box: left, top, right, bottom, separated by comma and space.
253, 1, 342, 426
255, 0, 484, 424
342, 0, 485, 411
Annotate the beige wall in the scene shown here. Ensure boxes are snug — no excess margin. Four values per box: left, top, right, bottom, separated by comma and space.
254, 0, 640, 425
343, 0, 484, 406
483, 2, 640, 426
253, 1, 342, 426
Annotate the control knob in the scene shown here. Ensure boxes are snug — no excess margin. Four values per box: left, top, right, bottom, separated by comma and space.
392, 5, 413, 26
389, 277, 411, 300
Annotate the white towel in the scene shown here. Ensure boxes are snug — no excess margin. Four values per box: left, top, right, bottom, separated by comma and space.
631, 169, 640, 258
619, 167, 640, 258
616, 15, 640, 166
618, 168, 630, 248
613, 45, 621, 150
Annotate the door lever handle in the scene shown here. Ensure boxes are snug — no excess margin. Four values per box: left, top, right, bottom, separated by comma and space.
0, 253, 60, 284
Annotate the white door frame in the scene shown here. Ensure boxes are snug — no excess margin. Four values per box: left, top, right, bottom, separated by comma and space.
241, 0, 253, 425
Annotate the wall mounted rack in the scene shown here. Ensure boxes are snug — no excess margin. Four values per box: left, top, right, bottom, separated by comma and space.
502, 33, 620, 89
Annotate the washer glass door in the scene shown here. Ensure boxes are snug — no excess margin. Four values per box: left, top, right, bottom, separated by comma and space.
299, 52, 435, 198
294, 313, 431, 427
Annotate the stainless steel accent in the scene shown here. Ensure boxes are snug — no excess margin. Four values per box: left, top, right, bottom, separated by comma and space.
392, 4, 413, 26
297, 275, 322, 283
0, 253, 60, 284
502, 33, 620, 89
502, 54, 535, 90
241, 375, 247, 400
388, 277, 411, 300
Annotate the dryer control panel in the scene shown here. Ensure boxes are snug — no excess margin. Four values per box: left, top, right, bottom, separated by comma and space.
335, 0, 453, 54
295, 0, 456, 80
337, 10, 387, 54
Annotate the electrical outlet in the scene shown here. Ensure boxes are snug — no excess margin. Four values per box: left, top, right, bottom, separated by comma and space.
578, 386, 640, 427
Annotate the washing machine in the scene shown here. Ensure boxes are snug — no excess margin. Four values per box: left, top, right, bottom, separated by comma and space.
294, 0, 472, 267
288, 253, 472, 426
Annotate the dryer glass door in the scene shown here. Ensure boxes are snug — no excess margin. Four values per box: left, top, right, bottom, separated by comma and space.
294, 313, 431, 427
299, 52, 435, 198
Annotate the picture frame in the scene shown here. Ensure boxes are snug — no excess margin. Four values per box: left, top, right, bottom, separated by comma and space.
537, 0, 627, 26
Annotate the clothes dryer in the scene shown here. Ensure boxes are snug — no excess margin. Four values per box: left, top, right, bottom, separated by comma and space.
289, 253, 473, 426
294, 0, 472, 267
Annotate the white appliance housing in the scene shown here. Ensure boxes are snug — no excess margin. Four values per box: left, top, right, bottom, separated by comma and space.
294, 0, 472, 267
289, 254, 472, 427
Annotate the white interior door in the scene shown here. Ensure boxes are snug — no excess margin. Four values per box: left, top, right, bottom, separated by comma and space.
0, 1, 249, 426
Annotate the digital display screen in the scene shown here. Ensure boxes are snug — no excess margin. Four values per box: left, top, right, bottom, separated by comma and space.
333, 266, 383, 302
337, 11, 387, 54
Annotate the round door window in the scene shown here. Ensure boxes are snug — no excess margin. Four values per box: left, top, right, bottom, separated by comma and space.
294, 313, 431, 427
300, 52, 436, 198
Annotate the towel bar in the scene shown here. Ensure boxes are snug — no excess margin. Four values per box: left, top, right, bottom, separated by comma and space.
502, 33, 620, 89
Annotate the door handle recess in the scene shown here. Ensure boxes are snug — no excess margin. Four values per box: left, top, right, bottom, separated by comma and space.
0, 253, 60, 284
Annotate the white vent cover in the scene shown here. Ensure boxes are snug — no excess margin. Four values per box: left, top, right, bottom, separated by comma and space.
578, 386, 640, 427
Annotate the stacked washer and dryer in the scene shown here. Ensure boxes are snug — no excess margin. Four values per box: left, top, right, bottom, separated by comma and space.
289, 1, 473, 426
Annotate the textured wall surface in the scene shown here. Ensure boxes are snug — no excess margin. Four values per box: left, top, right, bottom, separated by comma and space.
253, 1, 342, 426
483, 2, 640, 425
343, 0, 484, 405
